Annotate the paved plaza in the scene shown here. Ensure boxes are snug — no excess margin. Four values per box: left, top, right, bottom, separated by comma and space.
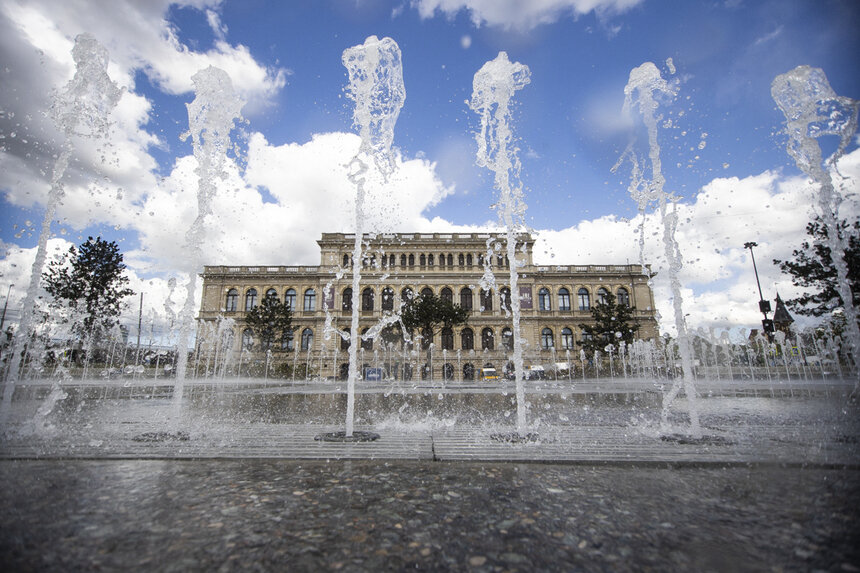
1, 378, 858, 571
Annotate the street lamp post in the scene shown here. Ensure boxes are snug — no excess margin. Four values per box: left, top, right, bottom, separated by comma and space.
744, 242, 773, 336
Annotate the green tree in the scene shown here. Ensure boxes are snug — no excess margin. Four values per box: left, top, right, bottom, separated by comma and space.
773, 217, 860, 319
400, 292, 469, 353
244, 296, 293, 351
42, 236, 134, 340
577, 292, 640, 357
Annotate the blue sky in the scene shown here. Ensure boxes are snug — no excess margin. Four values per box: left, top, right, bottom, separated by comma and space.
0, 0, 858, 336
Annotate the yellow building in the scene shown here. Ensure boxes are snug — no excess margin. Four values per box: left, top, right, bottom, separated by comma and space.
197, 232, 658, 380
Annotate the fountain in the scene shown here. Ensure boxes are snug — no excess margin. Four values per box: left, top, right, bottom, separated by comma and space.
469, 52, 533, 439
771, 66, 860, 391
0, 34, 856, 476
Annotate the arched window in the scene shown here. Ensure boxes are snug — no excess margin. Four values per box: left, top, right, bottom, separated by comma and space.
400, 254, 407, 267
597, 287, 609, 305
581, 329, 594, 344
421, 363, 431, 380
389, 254, 395, 267
428, 254, 434, 266
421, 287, 433, 297
341, 328, 350, 350
225, 288, 238, 312
244, 288, 258, 311
558, 288, 571, 311
401, 287, 413, 302
466, 254, 473, 266
282, 329, 294, 351
617, 287, 630, 307
541, 327, 554, 349
342, 254, 349, 267
500, 287, 512, 312
265, 288, 278, 302
461, 328, 474, 350
442, 363, 454, 380
577, 288, 591, 311
502, 327, 513, 350
339, 363, 350, 380
482, 327, 495, 350
342, 287, 353, 311
241, 328, 254, 350
284, 288, 296, 310
408, 254, 415, 267
447, 254, 453, 267
361, 287, 374, 311
420, 254, 426, 266
538, 287, 551, 311
438, 253, 446, 267
360, 327, 372, 351
460, 287, 473, 310
300, 328, 313, 351
458, 254, 465, 267
480, 289, 493, 311
420, 328, 433, 350
303, 288, 316, 312
441, 327, 454, 350
463, 363, 475, 381
381, 287, 394, 311
441, 287, 453, 304
561, 327, 574, 349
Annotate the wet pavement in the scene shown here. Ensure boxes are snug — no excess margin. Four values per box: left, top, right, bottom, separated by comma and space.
1, 459, 858, 572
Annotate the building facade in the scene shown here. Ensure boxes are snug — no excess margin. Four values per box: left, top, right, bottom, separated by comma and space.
197, 232, 659, 380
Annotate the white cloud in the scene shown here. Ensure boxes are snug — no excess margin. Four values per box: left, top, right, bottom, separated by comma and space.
535, 148, 860, 336
412, 0, 643, 30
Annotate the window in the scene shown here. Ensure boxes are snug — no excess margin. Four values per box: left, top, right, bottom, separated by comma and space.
244, 288, 258, 311
421, 287, 433, 297
617, 288, 630, 307
581, 330, 593, 344
458, 254, 465, 267
401, 287, 413, 302
241, 328, 254, 350
561, 327, 574, 349
441, 287, 453, 304
285, 288, 296, 310
304, 288, 316, 312
541, 327, 554, 350
420, 328, 433, 350
466, 254, 473, 266
400, 254, 407, 267
300, 328, 313, 351
381, 287, 394, 311
420, 254, 426, 266
502, 327, 513, 350
539, 288, 551, 311
282, 329, 294, 351
597, 287, 609, 305
500, 287, 512, 312
408, 254, 415, 267
360, 327, 372, 351
447, 254, 453, 267
342, 288, 353, 311
225, 288, 238, 312
389, 254, 395, 267
265, 288, 278, 302
441, 327, 454, 350
439, 253, 446, 267
361, 287, 374, 311
461, 328, 474, 350
342, 254, 349, 267
558, 288, 571, 311
460, 287, 473, 310
480, 289, 493, 311
442, 363, 454, 380
428, 254, 434, 266
463, 363, 475, 381
482, 327, 495, 350
577, 288, 590, 311
341, 328, 350, 350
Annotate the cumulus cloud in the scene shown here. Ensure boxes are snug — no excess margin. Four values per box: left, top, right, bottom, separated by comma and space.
411, 0, 643, 30
534, 147, 860, 336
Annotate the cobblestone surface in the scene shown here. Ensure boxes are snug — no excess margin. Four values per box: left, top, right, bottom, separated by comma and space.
1, 459, 858, 572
